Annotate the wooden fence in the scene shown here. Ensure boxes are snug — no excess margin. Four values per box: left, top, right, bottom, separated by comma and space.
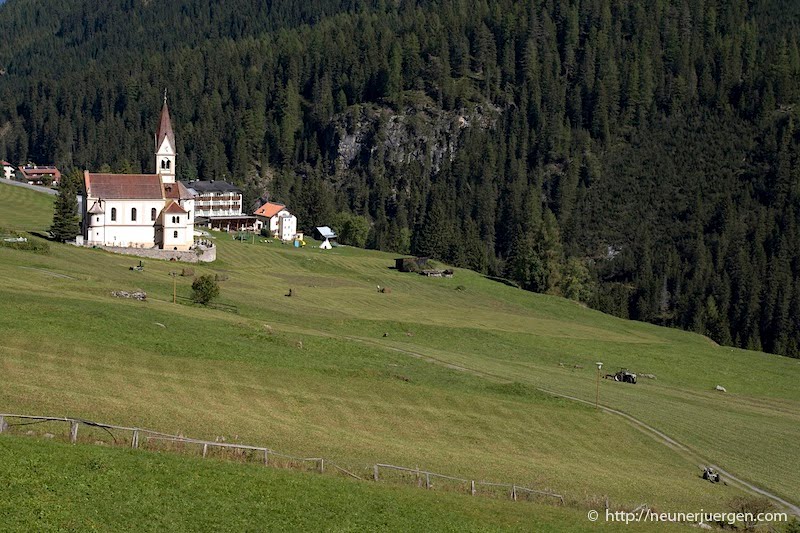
0, 413, 563, 504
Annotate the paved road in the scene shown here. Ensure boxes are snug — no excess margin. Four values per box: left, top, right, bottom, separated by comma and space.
0, 178, 58, 195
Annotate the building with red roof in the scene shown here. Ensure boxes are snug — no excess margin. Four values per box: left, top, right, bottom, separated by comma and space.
254, 201, 298, 241
1, 160, 15, 181
19, 165, 61, 186
83, 96, 196, 250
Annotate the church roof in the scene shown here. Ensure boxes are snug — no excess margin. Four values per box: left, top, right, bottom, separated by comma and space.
254, 202, 286, 218
164, 180, 194, 200
84, 171, 164, 199
155, 100, 175, 151
164, 201, 187, 214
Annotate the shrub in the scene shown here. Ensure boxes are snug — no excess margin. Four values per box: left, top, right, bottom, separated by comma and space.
181, 268, 195, 277
331, 212, 370, 248
0, 230, 50, 254
191, 275, 220, 305
729, 496, 774, 530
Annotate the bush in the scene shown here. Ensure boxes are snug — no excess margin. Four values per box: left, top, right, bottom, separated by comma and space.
0, 230, 50, 254
180, 268, 195, 277
729, 496, 774, 530
331, 212, 370, 248
191, 275, 220, 305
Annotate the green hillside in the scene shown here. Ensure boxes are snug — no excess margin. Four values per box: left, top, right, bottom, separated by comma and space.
0, 436, 689, 532
2, 0, 800, 358
0, 182, 798, 529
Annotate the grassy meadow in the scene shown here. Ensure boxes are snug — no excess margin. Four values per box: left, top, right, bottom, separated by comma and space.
0, 182, 798, 529
0, 436, 690, 532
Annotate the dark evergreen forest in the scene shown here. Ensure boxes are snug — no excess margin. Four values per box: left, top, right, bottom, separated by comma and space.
1, 0, 799, 356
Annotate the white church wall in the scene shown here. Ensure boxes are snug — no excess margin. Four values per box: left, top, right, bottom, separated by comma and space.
96, 199, 164, 247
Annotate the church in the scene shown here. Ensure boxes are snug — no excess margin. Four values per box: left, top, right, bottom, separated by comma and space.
83, 97, 196, 250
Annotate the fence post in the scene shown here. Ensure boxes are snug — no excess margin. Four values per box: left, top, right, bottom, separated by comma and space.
511, 485, 517, 501
471, 480, 476, 496
202, 443, 208, 458
263, 449, 269, 466
319, 459, 324, 473
131, 430, 139, 449
0, 415, 6, 433
373, 465, 379, 481
425, 473, 431, 490
69, 421, 79, 444
416, 466, 421, 488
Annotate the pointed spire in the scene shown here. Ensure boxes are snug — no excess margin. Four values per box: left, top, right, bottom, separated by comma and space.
155, 91, 175, 152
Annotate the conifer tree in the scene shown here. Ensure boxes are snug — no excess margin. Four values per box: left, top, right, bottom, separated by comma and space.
49, 171, 80, 242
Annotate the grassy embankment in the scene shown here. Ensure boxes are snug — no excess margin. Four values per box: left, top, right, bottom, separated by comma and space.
0, 182, 797, 529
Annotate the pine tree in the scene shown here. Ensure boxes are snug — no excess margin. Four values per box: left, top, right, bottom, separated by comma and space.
50, 171, 81, 242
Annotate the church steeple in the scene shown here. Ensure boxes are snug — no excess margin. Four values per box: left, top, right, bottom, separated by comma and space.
155, 90, 176, 184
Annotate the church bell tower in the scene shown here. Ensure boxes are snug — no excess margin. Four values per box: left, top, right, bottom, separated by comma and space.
155, 90, 176, 184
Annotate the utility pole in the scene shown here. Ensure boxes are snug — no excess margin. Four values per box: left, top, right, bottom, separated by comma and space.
595, 361, 603, 409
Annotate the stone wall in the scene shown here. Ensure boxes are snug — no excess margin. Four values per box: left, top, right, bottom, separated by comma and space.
88, 244, 216, 263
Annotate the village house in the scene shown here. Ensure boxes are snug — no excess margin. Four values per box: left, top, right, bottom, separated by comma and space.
82, 97, 196, 250
254, 202, 297, 241
19, 165, 61, 186
1, 160, 15, 181
188, 180, 262, 232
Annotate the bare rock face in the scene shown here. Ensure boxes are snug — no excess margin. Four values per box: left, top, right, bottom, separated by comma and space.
330, 101, 500, 174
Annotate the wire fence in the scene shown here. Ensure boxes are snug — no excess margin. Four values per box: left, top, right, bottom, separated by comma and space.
0, 413, 563, 505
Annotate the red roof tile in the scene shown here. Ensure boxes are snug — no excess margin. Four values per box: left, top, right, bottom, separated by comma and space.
164, 201, 187, 214
164, 181, 194, 200
84, 171, 164, 199
254, 202, 286, 218
20, 166, 61, 179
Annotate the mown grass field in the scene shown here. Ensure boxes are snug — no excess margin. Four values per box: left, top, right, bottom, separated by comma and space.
0, 436, 688, 532
0, 182, 798, 529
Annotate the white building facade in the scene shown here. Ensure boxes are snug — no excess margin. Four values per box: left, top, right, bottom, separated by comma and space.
254, 202, 297, 241
83, 99, 195, 250
188, 181, 243, 218
1, 161, 15, 180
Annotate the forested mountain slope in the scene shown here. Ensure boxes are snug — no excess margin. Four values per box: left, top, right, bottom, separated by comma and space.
1, 0, 799, 356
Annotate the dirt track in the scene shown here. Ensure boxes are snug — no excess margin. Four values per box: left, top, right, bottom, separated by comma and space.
350, 336, 800, 517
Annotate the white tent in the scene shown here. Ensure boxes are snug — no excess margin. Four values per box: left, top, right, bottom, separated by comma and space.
319, 238, 332, 250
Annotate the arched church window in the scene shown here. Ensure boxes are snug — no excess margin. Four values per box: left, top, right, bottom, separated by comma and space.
166, 160, 171, 169
151, 208, 157, 221
131, 208, 137, 221
111, 208, 117, 221
161, 160, 166, 169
